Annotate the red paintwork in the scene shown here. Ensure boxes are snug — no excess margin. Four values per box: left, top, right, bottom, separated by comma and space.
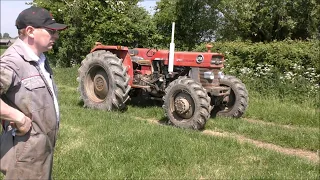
140, 66, 152, 75
133, 48, 224, 68
90, 45, 129, 53
89, 44, 225, 86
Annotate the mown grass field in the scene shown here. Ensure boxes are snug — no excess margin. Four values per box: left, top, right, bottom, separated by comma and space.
0, 64, 319, 179
54, 67, 319, 178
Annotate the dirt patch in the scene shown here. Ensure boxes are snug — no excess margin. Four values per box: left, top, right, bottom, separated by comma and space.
134, 117, 165, 125
243, 118, 318, 131
203, 130, 319, 164
134, 116, 319, 164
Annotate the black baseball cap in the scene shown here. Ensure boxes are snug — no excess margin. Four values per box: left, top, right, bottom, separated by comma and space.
16, 6, 67, 30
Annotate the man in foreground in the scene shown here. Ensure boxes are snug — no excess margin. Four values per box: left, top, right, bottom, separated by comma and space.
0, 6, 67, 179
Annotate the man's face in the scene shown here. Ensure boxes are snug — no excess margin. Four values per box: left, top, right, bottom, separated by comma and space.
33, 27, 59, 52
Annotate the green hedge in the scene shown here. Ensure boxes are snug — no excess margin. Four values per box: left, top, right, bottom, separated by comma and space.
194, 40, 320, 107
195, 40, 319, 73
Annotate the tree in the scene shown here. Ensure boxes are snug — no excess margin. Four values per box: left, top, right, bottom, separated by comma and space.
153, 0, 178, 48
153, 0, 220, 50
2, 33, 10, 39
175, 0, 220, 50
0, 33, 2, 38
217, 0, 320, 42
32, 0, 157, 67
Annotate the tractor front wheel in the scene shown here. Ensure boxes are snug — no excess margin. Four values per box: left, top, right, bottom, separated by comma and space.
214, 75, 248, 118
163, 77, 211, 130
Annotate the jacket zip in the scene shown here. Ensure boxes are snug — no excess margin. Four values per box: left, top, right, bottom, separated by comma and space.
34, 63, 58, 122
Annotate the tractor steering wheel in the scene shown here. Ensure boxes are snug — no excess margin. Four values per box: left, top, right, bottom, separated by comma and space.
146, 48, 158, 57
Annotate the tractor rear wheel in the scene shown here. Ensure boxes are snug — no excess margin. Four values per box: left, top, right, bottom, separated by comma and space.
163, 77, 211, 130
214, 75, 248, 118
77, 50, 130, 110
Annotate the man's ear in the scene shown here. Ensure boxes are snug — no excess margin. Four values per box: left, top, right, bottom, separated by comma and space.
25, 26, 35, 38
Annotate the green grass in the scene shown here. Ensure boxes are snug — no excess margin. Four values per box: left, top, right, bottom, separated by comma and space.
245, 91, 319, 128
206, 117, 319, 151
0, 48, 6, 55
1, 66, 319, 179
54, 67, 318, 179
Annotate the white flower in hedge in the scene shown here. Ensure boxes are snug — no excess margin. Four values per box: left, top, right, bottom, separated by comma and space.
264, 67, 271, 72
285, 71, 294, 80
240, 67, 252, 75
307, 67, 315, 72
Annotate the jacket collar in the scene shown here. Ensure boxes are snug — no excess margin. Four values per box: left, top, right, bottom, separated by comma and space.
12, 38, 40, 62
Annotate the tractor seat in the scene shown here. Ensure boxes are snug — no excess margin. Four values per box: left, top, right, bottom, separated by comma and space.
131, 55, 144, 62
129, 49, 139, 56
129, 49, 151, 66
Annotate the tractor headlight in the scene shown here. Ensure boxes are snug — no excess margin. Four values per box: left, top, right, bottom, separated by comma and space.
211, 56, 223, 65
203, 71, 214, 80
218, 71, 225, 79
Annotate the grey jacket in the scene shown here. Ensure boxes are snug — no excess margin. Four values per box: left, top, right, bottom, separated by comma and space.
0, 38, 59, 143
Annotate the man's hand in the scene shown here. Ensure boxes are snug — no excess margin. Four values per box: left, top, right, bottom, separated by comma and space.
1, 99, 33, 136
10, 116, 32, 136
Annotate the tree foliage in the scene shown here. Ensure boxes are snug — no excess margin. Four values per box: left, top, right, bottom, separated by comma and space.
29, 0, 319, 67
153, 0, 220, 50
217, 0, 320, 41
175, 0, 220, 50
2, 33, 11, 39
32, 0, 157, 67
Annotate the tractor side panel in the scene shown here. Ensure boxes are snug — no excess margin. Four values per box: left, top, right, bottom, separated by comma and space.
163, 52, 224, 68
120, 53, 134, 86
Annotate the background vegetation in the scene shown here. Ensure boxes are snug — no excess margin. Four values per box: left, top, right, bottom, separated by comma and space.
27, 0, 319, 107
195, 40, 320, 107
31, 0, 320, 66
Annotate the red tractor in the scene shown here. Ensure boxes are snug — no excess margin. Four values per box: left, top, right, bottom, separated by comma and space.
77, 23, 248, 130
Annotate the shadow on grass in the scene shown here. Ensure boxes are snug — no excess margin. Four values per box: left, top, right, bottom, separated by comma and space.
77, 100, 84, 107
76, 93, 163, 114
127, 96, 163, 108
157, 116, 168, 125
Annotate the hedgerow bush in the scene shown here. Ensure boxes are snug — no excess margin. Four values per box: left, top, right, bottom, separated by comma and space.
194, 40, 320, 107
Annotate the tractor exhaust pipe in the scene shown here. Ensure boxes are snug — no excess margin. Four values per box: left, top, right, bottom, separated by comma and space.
168, 22, 175, 74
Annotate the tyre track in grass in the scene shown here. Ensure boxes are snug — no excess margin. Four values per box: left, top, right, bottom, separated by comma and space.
134, 116, 319, 164
242, 118, 318, 131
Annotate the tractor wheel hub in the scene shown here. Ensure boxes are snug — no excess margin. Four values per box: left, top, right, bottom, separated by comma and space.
93, 72, 108, 99
94, 75, 105, 91
174, 97, 190, 114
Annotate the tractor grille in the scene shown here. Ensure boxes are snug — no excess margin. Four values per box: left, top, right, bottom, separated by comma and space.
199, 68, 220, 88
211, 55, 224, 65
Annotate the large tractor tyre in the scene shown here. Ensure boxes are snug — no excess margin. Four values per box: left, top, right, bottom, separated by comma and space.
77, 50, 131, 111
214, 75, 248, 118
163, 77, 211, 130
